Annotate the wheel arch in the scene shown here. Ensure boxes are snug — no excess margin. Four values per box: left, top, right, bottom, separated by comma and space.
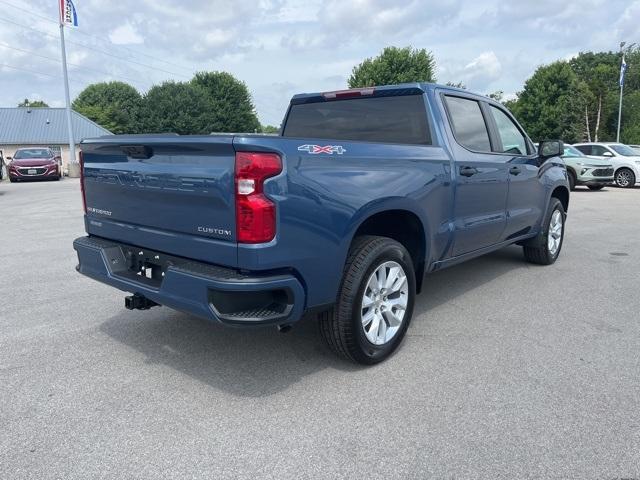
551, 185, 569, 213
347, 205, 429, 293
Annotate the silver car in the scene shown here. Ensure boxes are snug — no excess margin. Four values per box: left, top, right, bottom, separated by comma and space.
573, 143, 640, 188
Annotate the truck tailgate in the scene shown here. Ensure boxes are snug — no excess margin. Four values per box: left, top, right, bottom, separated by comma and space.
80, 135, 238, 267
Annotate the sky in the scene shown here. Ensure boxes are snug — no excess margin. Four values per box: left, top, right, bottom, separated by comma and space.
0, 0, 638, 126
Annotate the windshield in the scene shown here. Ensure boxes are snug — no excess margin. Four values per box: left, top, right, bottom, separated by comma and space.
14, 149, 52, 159
609, 144, 638, 156
563, 145, 584, 157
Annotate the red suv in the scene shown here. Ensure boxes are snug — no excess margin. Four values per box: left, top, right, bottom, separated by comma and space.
8, 148, 61, 182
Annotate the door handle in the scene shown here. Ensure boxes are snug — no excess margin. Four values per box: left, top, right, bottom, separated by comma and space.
509, 166, 522, 176
459, 166, 479, 177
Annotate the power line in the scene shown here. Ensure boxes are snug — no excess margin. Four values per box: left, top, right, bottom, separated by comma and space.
0, 16, 191, 79
0, 0, 59, 24
0, 41, 150, 88
0, 61, 82, 84
0, 0, 194, 73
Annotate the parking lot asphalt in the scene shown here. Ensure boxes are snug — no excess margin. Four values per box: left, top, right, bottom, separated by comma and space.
1, 178, 639, 479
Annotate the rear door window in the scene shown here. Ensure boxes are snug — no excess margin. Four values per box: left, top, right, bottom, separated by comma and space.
283, 95, 431, 145
444, 96, 492, 152
574, 145, 592, 155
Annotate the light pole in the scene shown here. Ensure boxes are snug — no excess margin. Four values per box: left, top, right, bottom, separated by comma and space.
617, 42, 636, 143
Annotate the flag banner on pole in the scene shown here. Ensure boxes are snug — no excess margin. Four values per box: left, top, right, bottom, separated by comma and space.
620, 56, 627, 87
59, 0, 79, 27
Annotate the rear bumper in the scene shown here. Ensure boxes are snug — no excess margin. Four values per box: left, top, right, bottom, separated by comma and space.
73, 236, 306, 326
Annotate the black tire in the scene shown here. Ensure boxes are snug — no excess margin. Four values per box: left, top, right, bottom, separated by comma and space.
567, 170, 576, 191
523, 198, 566, 265
587, 185, 605, 191
615, 168, 636, 188
319, 235, 416, 364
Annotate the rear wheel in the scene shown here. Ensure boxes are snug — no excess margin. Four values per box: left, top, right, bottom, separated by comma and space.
615, 168, 636, 188
523, 198, 565, 265
319, 235, 416, 364
567, 170, 576, 191
587, 184, 605, 191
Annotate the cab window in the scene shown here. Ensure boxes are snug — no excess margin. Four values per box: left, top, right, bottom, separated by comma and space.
444, 96, 491, 152
489, 106, 528, 155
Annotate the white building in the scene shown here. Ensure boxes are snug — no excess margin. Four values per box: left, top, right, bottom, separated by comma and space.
0, 107, 112, 174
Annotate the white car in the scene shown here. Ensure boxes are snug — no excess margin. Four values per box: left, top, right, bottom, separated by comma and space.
573, 143, 640, 188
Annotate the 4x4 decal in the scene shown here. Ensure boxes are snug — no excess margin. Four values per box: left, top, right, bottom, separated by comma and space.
298, 144, 347, 155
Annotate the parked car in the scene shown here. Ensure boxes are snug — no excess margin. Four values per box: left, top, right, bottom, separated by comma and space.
73, 83, 569, 364
561, 145, 613, 190
8, 148, 61, 182
572, 142, 640, 188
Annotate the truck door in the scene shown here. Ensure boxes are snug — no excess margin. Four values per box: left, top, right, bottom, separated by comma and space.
441, 94, 509, 256
485, 104, 545, 239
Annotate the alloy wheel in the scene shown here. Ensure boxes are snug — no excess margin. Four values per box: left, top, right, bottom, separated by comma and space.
616, 170, 632, 187
547, 209, 563, 256
361, 261, 409, 345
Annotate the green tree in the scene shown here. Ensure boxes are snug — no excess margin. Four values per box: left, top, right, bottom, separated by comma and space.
509, 61, 592, 143
260, 125, 280, 134
619, 90, 640, 144
191, 71, 260, 133
487, 90, 504, 102
73, 81, 142, 134
570, 52, 619, 141
18, 98, 49, 107
348, 46, 436, 88
140, 81, 212, 134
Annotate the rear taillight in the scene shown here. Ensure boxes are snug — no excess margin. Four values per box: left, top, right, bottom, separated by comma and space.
235, 151, 282, 243
79, 151, 87, 213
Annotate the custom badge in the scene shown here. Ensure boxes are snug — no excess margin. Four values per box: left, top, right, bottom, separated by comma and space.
298, 144, 347, 155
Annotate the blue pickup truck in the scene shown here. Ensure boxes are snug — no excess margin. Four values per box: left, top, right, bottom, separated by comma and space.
74, 83, 569, 364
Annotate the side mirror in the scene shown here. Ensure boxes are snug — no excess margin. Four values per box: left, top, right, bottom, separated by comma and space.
55, 156, 62, 163
602, 151, 614, 157
538, 140, 564, 159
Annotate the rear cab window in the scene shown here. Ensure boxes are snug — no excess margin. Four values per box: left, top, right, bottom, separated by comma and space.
282, 95, 431, 145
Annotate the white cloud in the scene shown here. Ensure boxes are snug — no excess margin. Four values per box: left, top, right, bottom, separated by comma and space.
463, 51, 502, 80
109, 22, 144, 45
614, 1, 640, 41
0, 0, 636, 125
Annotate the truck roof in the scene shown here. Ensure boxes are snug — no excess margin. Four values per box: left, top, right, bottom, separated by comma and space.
290, 82, 482, 105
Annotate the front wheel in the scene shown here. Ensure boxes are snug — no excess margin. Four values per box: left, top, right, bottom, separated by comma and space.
523, 198, 566, 265
615, 168, 636, 188
319, 235, 416, 364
